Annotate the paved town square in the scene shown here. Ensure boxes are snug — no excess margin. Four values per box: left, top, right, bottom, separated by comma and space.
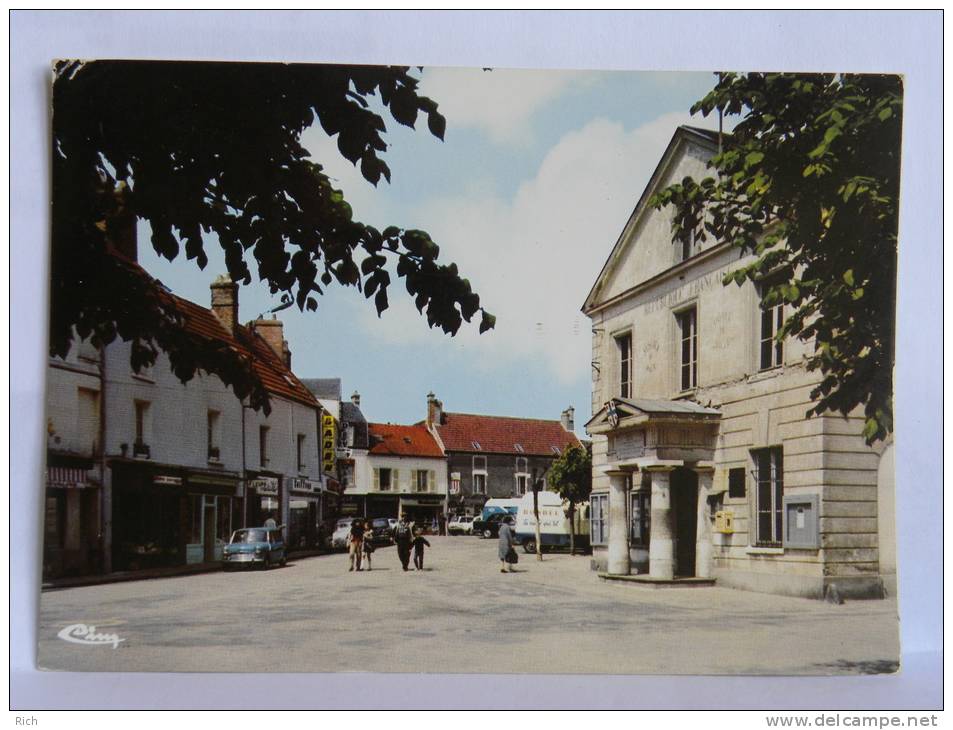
38, 536, 899, 675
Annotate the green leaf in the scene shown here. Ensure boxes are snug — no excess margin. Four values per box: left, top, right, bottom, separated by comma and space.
479, 311, 496, 334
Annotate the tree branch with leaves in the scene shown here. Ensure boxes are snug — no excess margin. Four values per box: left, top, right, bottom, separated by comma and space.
650, 73, 901, 443
52, 60, 495, 414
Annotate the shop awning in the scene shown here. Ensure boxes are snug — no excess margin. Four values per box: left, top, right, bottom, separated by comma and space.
399, 497, 445, 507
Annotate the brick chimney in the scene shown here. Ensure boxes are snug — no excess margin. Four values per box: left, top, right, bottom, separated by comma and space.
210, 274, 238, 333
250, 315, 285, 360
427, 392, 443, 427
282, 339, 291, 369
560, 406, 575, 433
351, 391, 361, 408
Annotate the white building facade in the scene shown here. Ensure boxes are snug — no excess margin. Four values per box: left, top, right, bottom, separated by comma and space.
583, 126, 894, 599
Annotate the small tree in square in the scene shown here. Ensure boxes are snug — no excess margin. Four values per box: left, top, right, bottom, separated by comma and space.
547, 444, 592, 556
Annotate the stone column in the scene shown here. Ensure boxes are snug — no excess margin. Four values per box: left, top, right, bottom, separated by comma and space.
606, 471, 630, 576
695, 469, 714, 579
648, 468, 675, 580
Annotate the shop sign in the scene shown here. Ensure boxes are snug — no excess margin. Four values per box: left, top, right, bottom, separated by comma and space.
450, 472, 461, 495
289, 477, 320, 494
47, 466, 91, 489
153, 475, 183, 486
321, 414, 337, 473
249, 477, 279, 495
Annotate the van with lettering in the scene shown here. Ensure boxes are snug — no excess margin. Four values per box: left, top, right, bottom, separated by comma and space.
513, 491, 590, 554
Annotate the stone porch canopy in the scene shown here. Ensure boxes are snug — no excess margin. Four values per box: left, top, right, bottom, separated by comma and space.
586, 397, 722, 581
586, 397, 721, 468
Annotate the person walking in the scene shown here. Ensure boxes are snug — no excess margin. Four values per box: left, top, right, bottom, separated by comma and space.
361, 520, 375, 571
498, 516, 517, 573
411, 531, 430, 571
394, 513, 413, 572
347, 519, 365, 572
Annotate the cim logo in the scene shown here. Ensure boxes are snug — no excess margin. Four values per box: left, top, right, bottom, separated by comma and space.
57, 623, 125, 649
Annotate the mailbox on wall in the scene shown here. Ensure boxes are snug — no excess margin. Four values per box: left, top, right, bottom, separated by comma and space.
782, 494, 819, 549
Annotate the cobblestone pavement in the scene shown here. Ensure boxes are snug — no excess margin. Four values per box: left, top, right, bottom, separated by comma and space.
37, 536, 900, 675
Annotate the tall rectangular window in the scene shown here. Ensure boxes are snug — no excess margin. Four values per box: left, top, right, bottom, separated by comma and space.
376, 468, 392, 491
728, 467, 746, 499
296, 434, 306, 472
207, 410, 220, 460
415, 469, 431, 492
760, 298, 784, 370
630, 489, 651, 547
472, 473, 487, 495
676, 308, 698, 391
590, 493, 608, 545
616, 333, 632, 398
259, 426, 269, 467
753, 447, 784, 546
133, 400, 151, 458
77, 388, 100, 455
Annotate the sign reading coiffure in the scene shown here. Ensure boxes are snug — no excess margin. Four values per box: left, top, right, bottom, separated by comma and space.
248, 476, 279, 495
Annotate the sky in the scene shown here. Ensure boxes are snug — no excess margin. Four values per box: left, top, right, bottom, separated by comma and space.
138, 67, 723, 433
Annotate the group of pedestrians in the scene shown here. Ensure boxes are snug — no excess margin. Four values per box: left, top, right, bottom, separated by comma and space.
347, 514, 430, 572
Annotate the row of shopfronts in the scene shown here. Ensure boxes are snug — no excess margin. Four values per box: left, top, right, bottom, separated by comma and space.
43, 457, 339, 579
338, 492, 446, 526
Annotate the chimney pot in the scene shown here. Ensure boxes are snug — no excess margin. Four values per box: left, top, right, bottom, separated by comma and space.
351, 391, 361, 407
249, 316, 285, 360
210, 274, 238, 333
427, 393, 443, 428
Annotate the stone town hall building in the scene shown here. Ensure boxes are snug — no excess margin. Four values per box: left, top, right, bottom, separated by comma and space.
582, 126, 895, 600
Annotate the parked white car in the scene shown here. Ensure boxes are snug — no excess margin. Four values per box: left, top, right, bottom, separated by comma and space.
448, 515, 474, 535
331, 518, 357, 550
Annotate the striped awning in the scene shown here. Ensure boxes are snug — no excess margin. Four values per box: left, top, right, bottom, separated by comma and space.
47, 466, 93, 489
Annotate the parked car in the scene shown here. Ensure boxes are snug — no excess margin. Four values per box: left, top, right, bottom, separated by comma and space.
472, 512, 511, 539
222, 526, 286, 570
331, 518, 357, 551
369, 517, 395, 546
448, 515, 474, 535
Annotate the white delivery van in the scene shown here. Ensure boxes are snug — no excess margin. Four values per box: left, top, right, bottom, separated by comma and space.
513, 491, 590, 553
480, 498, 521, 521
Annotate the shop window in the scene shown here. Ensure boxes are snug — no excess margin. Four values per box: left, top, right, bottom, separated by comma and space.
759, 295, 785, 370
728, 467, 746, 499
217, 496, 232, 541
753, 447, 784, 546
630, 489, 651, 547
207, 410, 221, 461
259, 426, 269, 467
676, 307, 698, 391
590, 493, 608, 545
188, 494, 203, 544
297, 434, 307, 472
616, 332, 632, 398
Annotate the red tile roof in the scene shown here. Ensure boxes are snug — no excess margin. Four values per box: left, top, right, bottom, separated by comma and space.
109, 250, 317, 408
368, 423, 444, 458
173, 296, 318, 408
432, 413, 580, 456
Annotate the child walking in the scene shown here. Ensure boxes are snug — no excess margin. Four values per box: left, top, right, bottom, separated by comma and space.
411, 532, 430, 571
361, 520, 375, 571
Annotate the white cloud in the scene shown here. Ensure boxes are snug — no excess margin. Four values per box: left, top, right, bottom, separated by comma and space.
418, 67, 588, 145
358, 110, 718, 384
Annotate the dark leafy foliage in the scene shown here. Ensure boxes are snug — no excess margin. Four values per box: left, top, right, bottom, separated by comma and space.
650, 73, 901, 443
52, 60, 495, 413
